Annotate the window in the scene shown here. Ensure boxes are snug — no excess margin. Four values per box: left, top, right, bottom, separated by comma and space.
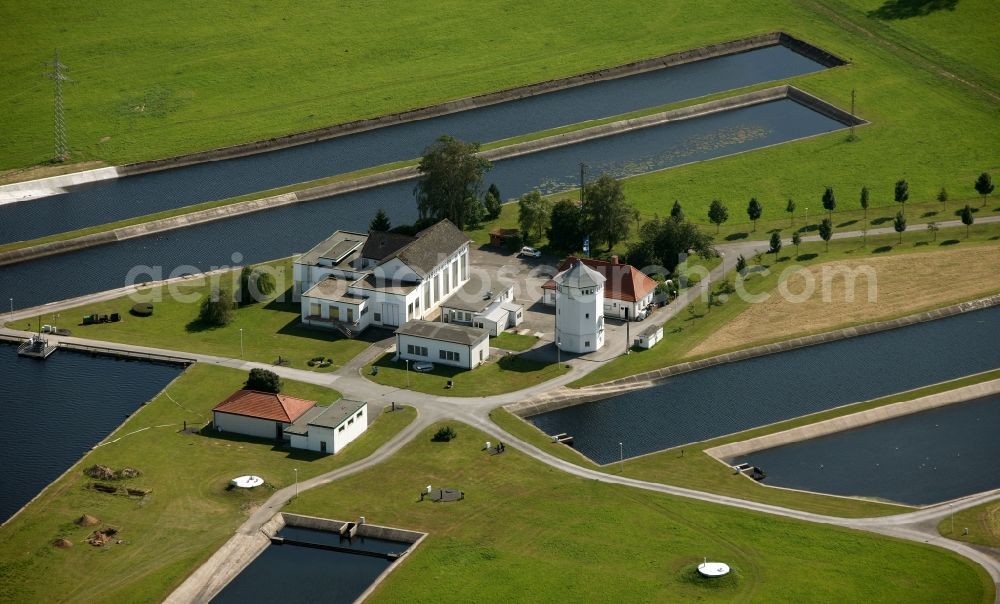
374, 312, 381, 322
356, 410, 363, 418
479, 349, 484, 361
348, 418, 354, 425
407, 344, 414, 354
361, 306, 369, 316
585, 313, 590, 319
338, 426, 345, 432
439, 350, 459, 361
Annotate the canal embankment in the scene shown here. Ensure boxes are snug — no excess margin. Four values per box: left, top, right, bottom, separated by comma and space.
510, 293, 1000, 418
0, 166, 119, 204
0, 84, 860, 268
705, 376, 1000, 460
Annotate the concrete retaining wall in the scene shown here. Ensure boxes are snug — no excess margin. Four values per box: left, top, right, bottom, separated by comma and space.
116, 32, 843, 178
280, 513, 425, 544
0, 83, 851, 268
705, 377, 1000, 460
509, 294, 1000, 417
0, 166, 119, 204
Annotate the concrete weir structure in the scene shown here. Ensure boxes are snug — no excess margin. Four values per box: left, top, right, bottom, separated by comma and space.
0, 84, 862, 268
165, 512, 425, 603
0, 166, 119, 204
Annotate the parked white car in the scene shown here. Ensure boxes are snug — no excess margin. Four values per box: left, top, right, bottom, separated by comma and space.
519, 246, 542, 258
412, 361, 435, 372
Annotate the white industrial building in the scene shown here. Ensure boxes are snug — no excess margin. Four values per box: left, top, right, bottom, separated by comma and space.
554, 260, 606, 354
396, 320, 490, 370
284, 399, 368, 455
543, 256, 657, 321
439, 272, 523, 336
294, 220, 471, 337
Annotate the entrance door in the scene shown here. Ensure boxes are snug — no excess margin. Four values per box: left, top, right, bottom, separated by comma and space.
381, 303, 400, 327
320, 441, 327, 453
275, 422, 283, 440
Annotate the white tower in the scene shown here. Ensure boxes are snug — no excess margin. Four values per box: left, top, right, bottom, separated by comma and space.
554, 261, 605, 354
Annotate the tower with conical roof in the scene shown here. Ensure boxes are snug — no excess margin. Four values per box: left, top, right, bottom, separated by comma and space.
554, 260, 605, 353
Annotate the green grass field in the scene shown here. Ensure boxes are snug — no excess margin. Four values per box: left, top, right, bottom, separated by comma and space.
494, 369, 1000, 518
365, 352, 568, 397
938, 498, 1000, 548
489, 331, 538, 352
0, 364, 416, 603
286, 421, 993, 602
572, 222, 1000, 387
46, 258, 370, 371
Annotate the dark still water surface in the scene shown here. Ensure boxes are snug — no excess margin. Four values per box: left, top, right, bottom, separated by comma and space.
0, 43, 828, 243
529, 306, 1000, 465
0, 342, 183, 523
732, 394, 1000, 505
212, 527, 409, 604
1, 98, 845, 310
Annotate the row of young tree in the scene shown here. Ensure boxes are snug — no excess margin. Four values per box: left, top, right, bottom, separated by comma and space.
705, 172, 994, 233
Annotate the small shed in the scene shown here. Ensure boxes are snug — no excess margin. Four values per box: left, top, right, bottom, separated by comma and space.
212, 390, 316, 441
285, 399, 368, 454
635, 323, 664, 350
489, 228, 520, 248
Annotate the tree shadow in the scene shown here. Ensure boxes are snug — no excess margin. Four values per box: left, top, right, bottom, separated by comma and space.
796, 253, 819, 261
940, 239, 961, 246
915, 241, 930, 246
921, 211, 939, 218
872, 245, 893, 253
837, 219, 858, 228
868, 0, 958, 20
725, 232, 749, 241
871, 217, 893, 225
185, 317, 223, 333
797, 224, 818, 233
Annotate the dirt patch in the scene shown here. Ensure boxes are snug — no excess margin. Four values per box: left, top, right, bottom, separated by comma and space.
75, 514, 100, 527
689, 246, 1000, 358
0, 160, 107, 185
87, 527, 119, 547
52, 538, 73, 549
84, 464, 142, 481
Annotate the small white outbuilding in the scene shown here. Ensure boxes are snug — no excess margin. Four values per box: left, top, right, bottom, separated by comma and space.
284, 399, 368, 455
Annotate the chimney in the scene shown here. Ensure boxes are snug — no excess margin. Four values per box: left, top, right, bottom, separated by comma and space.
611, 255, 619, 265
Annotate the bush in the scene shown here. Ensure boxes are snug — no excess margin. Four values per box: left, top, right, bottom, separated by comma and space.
198, 287, 235, 326
130, 303, 153, 317
246, 368, 281, 393
432, 426, 457, 442
504, 233, 523, 254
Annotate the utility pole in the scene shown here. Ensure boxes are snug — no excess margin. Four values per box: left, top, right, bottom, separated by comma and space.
44, 50, 72, 162
579, 162, 587, 204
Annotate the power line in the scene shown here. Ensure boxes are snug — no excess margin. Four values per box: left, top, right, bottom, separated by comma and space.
43, 50, 73, 162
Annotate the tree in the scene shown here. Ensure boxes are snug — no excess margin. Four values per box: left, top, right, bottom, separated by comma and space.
369, 208, 391, 232
239, 266, 276, 305
246, 368, 281, 393
974, 172, 994, 207
735, 254, 747, 274
927, 221, 939, 242
414, 135, 492, 230
580, 173, 637, 250
822, 186, 836, 219
960, 204, 974, 238
746, 197, 763, 232
517, 190, 553, 243
670, 200, 684, 221
484, 184, 503, 220
936, 187, 948, 214
785, 198, 796, 226
199, 286, 235, 326
547, 198, 583, 251
625, 215, 715, 274
894, 179, 909, 216
707, 199, 729, 233
769, 232, 782, 262
893, 211, 907, 244
791, 231, 802, 256
818, 218, 833, 251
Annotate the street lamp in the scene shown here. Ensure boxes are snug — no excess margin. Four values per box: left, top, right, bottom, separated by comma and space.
8, 298, 12, 322
239, 328, 244, 358
719, 252, 725, 275
556, 339, 561, 366
293, 468, 298, 498
405, 359, 410, 388
619, 442, 624, 473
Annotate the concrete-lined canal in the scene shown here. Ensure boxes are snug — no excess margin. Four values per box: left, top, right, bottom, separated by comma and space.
730, 393, 1000, 505
0, 43, 831, 244
1, 97, 847, 310
0, 342, 184, 524
528, 306, 1000, 466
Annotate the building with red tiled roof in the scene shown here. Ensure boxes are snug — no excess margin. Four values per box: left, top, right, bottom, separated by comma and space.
542, 256, 657, 320
212, 389, 317, 441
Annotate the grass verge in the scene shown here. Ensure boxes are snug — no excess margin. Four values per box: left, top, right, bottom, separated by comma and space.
938, 498, 1000, 548
489, 331, 538, 352
0, 363, 416, 603
365, 352, 569, 397
285, 421, 993, 602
